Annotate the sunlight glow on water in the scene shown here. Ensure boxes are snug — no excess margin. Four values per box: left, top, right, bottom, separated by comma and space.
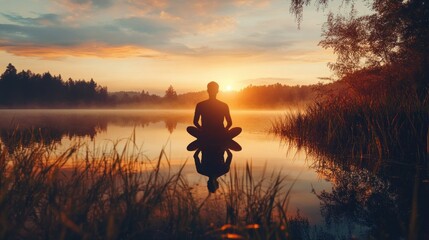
0, 109, 331, 224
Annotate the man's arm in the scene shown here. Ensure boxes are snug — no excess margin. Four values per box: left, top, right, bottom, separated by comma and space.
225, 149, 232, 166
193, 104, 202, 129
194, 149, 202, 173
224, 105, 232, 129
218, 149, 232, 176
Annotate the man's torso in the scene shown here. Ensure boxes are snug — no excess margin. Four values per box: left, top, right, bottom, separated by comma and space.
196, 99, 228, 130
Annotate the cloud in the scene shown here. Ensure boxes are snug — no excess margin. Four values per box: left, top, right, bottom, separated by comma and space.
123, 1, 239, 36
1, 13, 61, 26
0, 0, 326, 60
194, 16, 236, 34
126, 0, 224, 17
0, 13, 189, 58
114, 17, 173, 35
125, 0, 168, 14
240, 77, 297, 86
0, 11, 237, 58
0, 42, 164, 59
278, 47, 335, 63
53, 0, 115, 10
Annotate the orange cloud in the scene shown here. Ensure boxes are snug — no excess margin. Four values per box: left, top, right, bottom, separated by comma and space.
52, 0, 92, 12
0, 42, 164, 59
194, 16, 236, 34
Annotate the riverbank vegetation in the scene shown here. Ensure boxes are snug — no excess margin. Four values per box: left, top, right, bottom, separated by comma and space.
274, 0, 428, 163
272, 1, 429, 237
272, 66, 428, 161
0, 137, 324, 239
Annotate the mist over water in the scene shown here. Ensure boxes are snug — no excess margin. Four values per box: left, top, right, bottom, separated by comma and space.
2, 109, 423, 238
0, 109, 327, 222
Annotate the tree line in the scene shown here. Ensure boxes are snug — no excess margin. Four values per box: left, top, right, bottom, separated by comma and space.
0, 63, 108, 107
91, 84, 318, 108
233, 83, 317, 108
0, 63, 318, 108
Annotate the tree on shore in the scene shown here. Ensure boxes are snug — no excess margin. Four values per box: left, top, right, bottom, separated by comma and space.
0, 64, 316, 108
164, 85, 178, 101
289, 0, 428, 102
288, 0, 429, 157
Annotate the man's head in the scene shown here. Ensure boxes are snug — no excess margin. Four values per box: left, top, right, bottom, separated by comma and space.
207, 81, 219, 99
207, 177, 219, 193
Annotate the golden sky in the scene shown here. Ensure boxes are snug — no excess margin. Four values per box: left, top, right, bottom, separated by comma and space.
0, 0, 365, 94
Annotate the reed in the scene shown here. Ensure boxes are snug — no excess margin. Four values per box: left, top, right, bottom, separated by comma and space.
0, 135, 308, 239
272, 90, 428, 164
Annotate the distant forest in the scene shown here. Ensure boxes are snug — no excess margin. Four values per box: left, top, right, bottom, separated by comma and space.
0, 64, 319, 108
0, 63, 108, 107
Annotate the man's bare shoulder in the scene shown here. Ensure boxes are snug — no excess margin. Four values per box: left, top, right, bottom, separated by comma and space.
196, 100, 210, 108
197, 99, 229, 110
217, 100, 229, 109
197, 100, 210, 104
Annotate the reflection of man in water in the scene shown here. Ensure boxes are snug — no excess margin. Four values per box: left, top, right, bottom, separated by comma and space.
187, 81, 242, 193
194, 148, 232, 193
188, 81, 241, 140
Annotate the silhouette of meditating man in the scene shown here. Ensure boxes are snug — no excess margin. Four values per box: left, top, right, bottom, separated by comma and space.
194, 147, 232, 193
187, 82, 241, 193
187, 81, 241, 143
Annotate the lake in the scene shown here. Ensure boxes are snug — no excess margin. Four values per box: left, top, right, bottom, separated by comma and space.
0, 109, 424, 238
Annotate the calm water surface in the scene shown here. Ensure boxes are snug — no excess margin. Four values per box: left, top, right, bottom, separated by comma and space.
0, 109, 328, 221
3, 109, 422, 238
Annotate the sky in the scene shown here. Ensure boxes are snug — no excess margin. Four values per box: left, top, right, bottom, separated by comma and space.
0, 0, 365, 94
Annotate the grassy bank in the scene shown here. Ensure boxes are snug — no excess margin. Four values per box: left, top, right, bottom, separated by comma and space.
270, 76, 429, 238
0, 138, 313, 240
272, 79, 428, 164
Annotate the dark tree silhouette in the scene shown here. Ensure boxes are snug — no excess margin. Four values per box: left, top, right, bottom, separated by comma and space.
0, 64, 319, 108
164, 85, 178, 100
310, 152, 429, 239
288, 0, 429, 160
236, 83, 316, 107
289, 0, 429, 102
0, 64, 108, 107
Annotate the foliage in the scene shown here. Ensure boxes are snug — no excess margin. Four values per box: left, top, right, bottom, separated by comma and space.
0, 63, 108, 107
233, 83, 317, 108
109, 90, 162, 106
0, 63, 318, 108
272, 70, 428, 161
290, 0, 429, 103
164, 85, 178, 100
112, 84, 318, 108
277, 0, 429, 160
0, 135, 316, 240
305, 145, 429, 239
274, 4, 429, 237
272, 69, 429, 240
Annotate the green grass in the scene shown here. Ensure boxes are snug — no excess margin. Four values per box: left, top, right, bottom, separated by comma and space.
0, 136, 309, 240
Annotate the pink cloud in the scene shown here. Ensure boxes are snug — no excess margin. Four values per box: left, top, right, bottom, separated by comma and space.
0, 42, 164, 59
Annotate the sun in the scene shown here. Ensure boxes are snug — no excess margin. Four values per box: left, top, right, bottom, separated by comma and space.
225, 85, 233, 91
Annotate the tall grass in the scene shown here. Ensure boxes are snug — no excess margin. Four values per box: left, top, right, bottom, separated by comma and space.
271, 87, 429, 239
272, 91, 428, 164
0, 135, 308, 239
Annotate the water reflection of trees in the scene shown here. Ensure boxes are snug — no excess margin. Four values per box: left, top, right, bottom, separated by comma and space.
164, 118, 177, 134
309, 152, 429, 239
0, 115, 104, 152
0, 111, 187, 151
